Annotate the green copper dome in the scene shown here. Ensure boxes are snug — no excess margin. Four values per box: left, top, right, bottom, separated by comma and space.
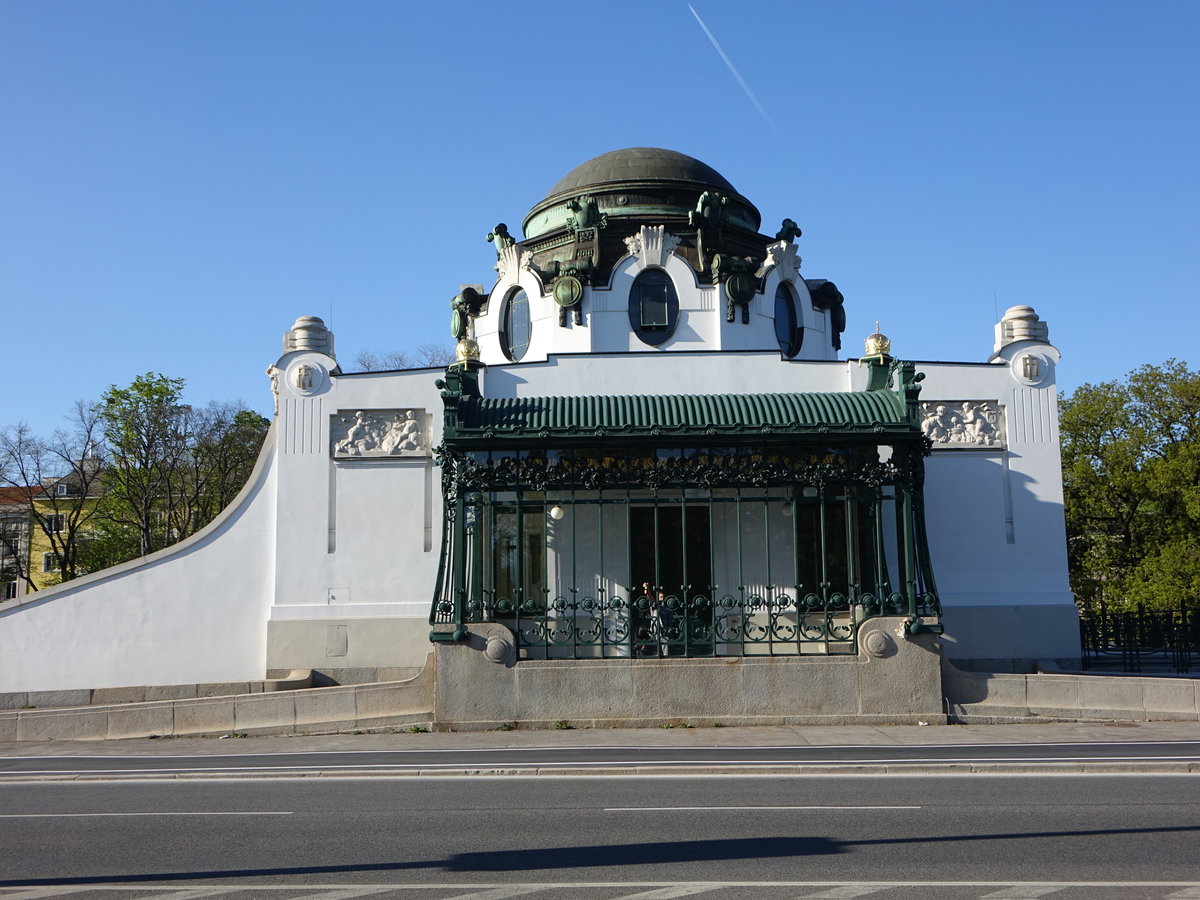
522, 147, 760, 240
544, 148, 738, 198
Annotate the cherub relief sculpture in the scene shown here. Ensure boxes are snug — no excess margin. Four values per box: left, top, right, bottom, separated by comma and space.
920, 402, 1003, 448
332, 409, 427, 457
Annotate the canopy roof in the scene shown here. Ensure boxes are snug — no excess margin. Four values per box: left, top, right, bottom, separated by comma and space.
447, 389, 917, 445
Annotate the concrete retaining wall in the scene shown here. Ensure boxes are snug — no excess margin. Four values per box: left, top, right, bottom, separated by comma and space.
0, 663, 434, 741
944, 661, 1200, 722
433, 617, 947, 729
0, 670, 314, 711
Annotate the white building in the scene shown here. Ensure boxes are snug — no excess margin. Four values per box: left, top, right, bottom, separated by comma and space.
0, 148, 1078, 695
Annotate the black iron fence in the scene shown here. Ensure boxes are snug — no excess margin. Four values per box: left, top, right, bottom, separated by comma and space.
1080, 603, 1200, 673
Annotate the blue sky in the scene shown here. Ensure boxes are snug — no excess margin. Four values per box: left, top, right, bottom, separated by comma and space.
3, 1, 1197, 439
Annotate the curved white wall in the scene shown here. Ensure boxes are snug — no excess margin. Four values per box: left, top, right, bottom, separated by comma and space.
0, 429, 279, 692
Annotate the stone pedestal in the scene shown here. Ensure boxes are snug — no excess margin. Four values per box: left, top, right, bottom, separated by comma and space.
433, 617, 945, 729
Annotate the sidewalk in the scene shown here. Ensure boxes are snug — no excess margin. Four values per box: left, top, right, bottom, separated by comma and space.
2, 720, 1198, 759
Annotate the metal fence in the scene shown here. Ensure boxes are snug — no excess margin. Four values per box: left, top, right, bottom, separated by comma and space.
1080, 603, 1200, 673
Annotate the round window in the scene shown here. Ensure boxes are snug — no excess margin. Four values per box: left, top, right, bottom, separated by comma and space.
501, 289, 531, 361
774, 282, 803, 358
628, 269, 679, 347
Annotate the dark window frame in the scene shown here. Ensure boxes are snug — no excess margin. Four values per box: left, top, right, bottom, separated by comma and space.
774, 282, 803, 358
628, 268, 680, 347
500, 288, 531, 361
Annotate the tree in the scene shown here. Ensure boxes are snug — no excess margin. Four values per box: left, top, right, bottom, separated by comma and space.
1, 376, 269, 589
353, 342, 455, 371
90, 374, 269, 566
0, 404, 106, 590
1060, 360, 1200, 613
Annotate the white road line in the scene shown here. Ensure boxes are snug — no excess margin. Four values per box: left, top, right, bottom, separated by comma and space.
291, 888, 404, 899
0, 812, 292, 818
605, 805, 920, 811
3, 740, 1198, 762
6, 754, 1200, 777
796, 886, 897, 898
5, 883, 1200, 893
611, 886, 723, 898
134, 890, 248, 899
980, 886, 1066, 898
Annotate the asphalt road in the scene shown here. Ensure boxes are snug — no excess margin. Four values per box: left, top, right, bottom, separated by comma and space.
2, 740, 1200, 778
2, 775, 1199, 898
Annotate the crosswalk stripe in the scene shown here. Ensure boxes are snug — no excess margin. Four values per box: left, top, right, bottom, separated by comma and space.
440, 888, 552, 899
979, 888, 1065, 899
612, 886, 723, 899
795, 886, 897, 898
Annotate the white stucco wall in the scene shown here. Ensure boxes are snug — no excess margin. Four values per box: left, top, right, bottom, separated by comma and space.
0, 429, 279, 693
0, 319, 1077, 693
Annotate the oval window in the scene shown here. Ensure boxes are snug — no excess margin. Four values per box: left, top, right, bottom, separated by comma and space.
628, 268, 679, 346
774, 282, 803, 358
500, 289, 531, 361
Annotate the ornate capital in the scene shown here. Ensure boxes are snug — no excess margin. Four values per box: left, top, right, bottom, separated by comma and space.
765, 240, 802, 281
623, 225, 680, 269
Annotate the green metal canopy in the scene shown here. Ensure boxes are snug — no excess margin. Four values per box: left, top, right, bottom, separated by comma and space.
447, 389, 915, 444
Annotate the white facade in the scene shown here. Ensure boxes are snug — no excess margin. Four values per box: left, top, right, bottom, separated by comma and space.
0, 151, 1078, 692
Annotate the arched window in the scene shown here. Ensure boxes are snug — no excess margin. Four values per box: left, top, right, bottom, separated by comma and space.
500, 289, 531, 361
628, 268, 679, 346
774, 282, 803, 358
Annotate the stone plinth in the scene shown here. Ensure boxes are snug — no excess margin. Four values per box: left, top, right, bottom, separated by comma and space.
433, 618, 945, 729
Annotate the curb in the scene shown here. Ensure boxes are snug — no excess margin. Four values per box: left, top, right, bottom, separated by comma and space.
4, 761, 1198, 782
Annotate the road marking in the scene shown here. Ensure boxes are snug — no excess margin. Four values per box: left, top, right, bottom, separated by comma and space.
294, 889, 405, 899
600, 811, 916, 816
132, 890, 247, 899
0, 812, 292, 818
612, 887, 722, 898
4, 740, 1199, 762
4, 883, 1200, 893
980, 886, 1065, 898
6, 754, 1200, 777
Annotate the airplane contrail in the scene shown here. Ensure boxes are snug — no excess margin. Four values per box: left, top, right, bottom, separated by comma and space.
688, 3, 779, 134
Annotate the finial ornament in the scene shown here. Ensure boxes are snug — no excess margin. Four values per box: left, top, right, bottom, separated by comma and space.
864, 321, 891, 358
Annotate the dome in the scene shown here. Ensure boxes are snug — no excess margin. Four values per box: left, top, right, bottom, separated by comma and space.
523, 147, 760, 240
543, 148, 738, 199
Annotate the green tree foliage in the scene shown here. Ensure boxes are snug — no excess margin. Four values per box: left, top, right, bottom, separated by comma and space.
87, 373, 270, 568
1, 374, 270, 588
1060, 359, 1200, 613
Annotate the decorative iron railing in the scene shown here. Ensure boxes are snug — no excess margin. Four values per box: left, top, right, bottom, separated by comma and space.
1080, 604, 1200, 674
463, 587, 932, 659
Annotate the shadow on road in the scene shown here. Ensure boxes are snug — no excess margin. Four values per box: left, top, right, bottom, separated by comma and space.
4, 825, 1200, 887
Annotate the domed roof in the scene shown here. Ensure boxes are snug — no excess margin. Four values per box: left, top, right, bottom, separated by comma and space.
543, 148, 738, 199
523, 147, 759, 240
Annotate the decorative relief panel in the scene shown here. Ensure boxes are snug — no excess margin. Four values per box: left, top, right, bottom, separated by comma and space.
920, 401, 1005, 449
331, 409, 428, 459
